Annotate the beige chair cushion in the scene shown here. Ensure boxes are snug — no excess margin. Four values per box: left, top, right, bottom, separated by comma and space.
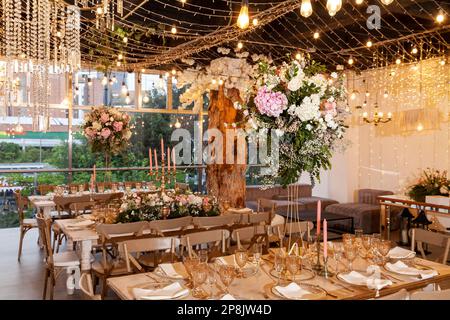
91, 260, 130, 276
23, 218, 37, 227
53, 251, 81, 268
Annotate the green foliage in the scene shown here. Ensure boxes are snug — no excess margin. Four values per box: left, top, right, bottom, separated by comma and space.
407, 168, 449, 202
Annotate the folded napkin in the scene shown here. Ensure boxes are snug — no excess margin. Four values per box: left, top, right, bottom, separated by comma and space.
220, 294, 236, 300
385, 261, 438, 279
132, 282, 189, 300
340, 269, 392, 290
388, 247, 416, 259
274, 282, 311, 300
66, 220, 95, 228
159, 263, 184, 279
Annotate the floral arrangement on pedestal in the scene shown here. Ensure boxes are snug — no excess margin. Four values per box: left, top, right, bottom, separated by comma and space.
407, 168, 449, 202
240, 56, 348, 186
115, 190, 220, 223
81, 106, 132, 155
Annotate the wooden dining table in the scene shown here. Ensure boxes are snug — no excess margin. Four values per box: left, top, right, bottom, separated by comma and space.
106, 252, 450, 300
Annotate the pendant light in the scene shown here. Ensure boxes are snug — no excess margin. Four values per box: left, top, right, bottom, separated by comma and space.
300, 0, 313, 18
380, 0, 394, 5
237, 0, 250, 29
326, 0, 342, 16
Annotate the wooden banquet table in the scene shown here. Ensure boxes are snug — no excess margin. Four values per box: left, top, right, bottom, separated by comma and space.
378, 194, 450, 240
107, 251, 450, 300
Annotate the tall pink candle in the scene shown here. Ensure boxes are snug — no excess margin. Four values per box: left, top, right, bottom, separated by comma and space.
323, 219, 328, 259
172, 148, 176, 173
93, 164, 96, 181
167, 147, 171, 172
154, 149, 158, 170
316, 200, 321, 236
161, 138, 164, 163
149, 148, 153, 173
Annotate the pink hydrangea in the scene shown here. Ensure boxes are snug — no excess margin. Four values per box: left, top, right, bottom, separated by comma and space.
113, 121, 123, 132
84, 127, 95, 138
100, 128, 111, 139
254, 86, 288, 117
100, 112, 109, 123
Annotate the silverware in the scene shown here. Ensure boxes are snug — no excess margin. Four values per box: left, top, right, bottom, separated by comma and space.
329, 277, 356, 293
380, 271, 402, 283
314, 285, 339, 299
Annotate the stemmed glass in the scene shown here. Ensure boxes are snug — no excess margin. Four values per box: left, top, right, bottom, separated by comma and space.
377, 240, 392, 265
286, 255, 301, 283
191, 263, 208, 298
344, 243, 357, 271
183, 256, 200, 288
235, 248, 248, 277
218, 264, 236, 294
252, 243, 263, 267
274, 253, 285, 285
361, 235, 372, 258
333, 243, 344, 274
198, 249, 209, 264
206, 264, 217, 298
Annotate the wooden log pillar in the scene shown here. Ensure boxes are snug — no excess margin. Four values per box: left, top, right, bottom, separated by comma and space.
206, 86, 246, 208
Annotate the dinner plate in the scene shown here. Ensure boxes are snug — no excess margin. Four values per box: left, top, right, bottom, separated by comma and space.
154, 263, 189, 280
264, 283, 326, 300
336, 271, 375, 287
384, 262, 437, 277
130, 282, 190, 300
269, 268, 315, 281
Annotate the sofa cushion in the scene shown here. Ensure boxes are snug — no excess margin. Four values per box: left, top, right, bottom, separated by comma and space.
246, 184, 312, 202
358, 189, 394, 205
296, 197, 339, 211
325, 203, 381, 234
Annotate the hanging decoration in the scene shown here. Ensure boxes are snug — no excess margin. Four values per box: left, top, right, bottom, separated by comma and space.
0, 0, 81, 132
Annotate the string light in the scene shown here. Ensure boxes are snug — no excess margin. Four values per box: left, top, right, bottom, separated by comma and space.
300, 0, 313, 18
101, 76, 108, 86
313, 32, 320, 39
143, 95, 150, 103
174, 118, 182, 129
366, 40, 373, 48
440, 57, 446, 66
237, 41, 244, 49
165, 72, 170, 78
411, 47, 418, 55
252, 18, 258, 26
348, 56, 354, 65
117, 61, 121, 67
237, 0, 250, 29
355, 0, 364, 5
121, 82, 128, 95
384, 90, 389, 98
295, 53, 302, 60
171, 26, 177, 34
87, 77, 92, 86
118, 53, 123, 60
326, 0, 342, 17
218, 79, 224, 85
381, 0, 394, 5
396, 58, 402, 65
436, 12, 445, 24
171, 68, 177, 75
96, 7, 103, 15
125, 93, 131, 104
123, 37, 128, 43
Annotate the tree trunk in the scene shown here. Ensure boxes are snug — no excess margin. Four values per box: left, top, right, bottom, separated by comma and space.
206, 86, 246, 208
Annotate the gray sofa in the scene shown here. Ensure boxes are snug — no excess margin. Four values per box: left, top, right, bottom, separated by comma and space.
325, 189, 396, 234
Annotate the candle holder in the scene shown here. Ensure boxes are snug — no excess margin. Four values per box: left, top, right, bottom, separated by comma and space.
312, 235, 324, 272
318, 257, 334, 278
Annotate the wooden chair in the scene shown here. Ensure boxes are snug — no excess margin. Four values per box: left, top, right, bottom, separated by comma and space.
69, 201, 96, 217
410, 228, 450, 264
257, 198, 277, 216
230, 225, 269, 252
92, 192, 123, 204
280, 221, 314, 242
92, 221, 149, 299
38, 184, 56, 195
148, 216, 193, 236
192, 215, 240, 230
36, 216, 82, 300
410, 288, 450, 300
180, 229, 230, 260
79, 273, 101, 300
248, 211, 273, 225
375, 289, 409, 300
119, 237, 180, 272
15, 191, 38, 261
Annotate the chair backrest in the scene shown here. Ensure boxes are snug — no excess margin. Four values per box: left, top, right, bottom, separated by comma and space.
282, 221, 314, 240
118, 237, 180, 272
79, 273, 101, 300
410, 288, 450, 300
53, 195, 92, 216
192, 215, 239, 229
231, 225, 267, 242
248, 211, 272, 225
410, 228, 450, 264
36, 216, 54, 265
376, 289, 409, 300
257, 198, 277, 214
181, 229, 230, 258
148, 216, 193, 235
69, 201, 96, 216
14, 191, 29, 223
357, 189, 393, 205
96, 221, 149, 239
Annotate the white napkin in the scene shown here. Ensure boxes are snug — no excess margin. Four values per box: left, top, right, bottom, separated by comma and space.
385, 261, 438, 279
66, 220, 95, 228
132, 282, 188, 300
340, 268, 392, 290
220, 294, 236, 300
274, 282, 311, 300
159, 263, 184, 279
388, 247, 416, 259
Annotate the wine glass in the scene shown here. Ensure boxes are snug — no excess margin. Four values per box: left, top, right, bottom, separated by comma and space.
361, 235, 372, 258
97, 184, 105, 193
333, 243, 344, 274
78, 184, 85, 193
344, 243, 357, 271
252, 243, 263, 267
377, 240, 392, 265
191, 263, 208, 298
206, 264, 217, 298
218, 264, 236, 294
286, 255, 300, 283
354, 228, 364, 238
274, 253, 285, 285
342, 233, 355, 246
235, 248, 248, 277
198, 249, 209, 264
183, 256, 200, 287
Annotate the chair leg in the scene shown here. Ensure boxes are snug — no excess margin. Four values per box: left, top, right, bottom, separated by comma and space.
42, 269, 49, 300
100, 276, 108, 299
49, 272, 55, 300
18, 227, 25, 261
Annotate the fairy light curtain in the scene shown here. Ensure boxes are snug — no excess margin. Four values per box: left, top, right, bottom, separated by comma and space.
0, 0, 81, 131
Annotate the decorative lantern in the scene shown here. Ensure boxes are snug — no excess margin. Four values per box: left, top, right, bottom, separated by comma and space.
411, 209, 432, 229
399, 208, 413, 246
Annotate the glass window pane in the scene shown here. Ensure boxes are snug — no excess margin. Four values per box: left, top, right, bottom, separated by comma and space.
141, 73, 167, 109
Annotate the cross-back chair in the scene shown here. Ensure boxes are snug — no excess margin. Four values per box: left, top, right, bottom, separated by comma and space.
180, 229, 230, 260
148, 216, 193, 236
15, 190, 38, 261
410, 228, 450, 265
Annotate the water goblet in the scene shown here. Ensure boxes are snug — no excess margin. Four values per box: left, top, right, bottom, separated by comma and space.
218, 265, 236, 294
377, 240, 392, 265
235, 248, 248, 277
354, 228, 364, 238
183, 256, 200, 287
97, 184, 105, 193
198, 249, 209, 264
78, 184, 85, 193
286, 255, 300, 283
342, 233, 355, 246
333, 243, 344, 274
344, 244, 357, 271
252, 243, 263, 267
206, 264, 217, 298
274, 253, 285, 285
191, 263, 208, 298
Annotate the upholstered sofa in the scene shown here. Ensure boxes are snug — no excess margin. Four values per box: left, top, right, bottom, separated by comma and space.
325, 189, 397, 234
245, 184, 338, 217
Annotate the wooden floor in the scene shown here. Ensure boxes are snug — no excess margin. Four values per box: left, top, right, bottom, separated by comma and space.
0, 227, 449, 300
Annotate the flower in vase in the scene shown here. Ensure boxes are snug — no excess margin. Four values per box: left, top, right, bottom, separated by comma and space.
100, 128, 112, 139
113, 121, 123, 132
100, 112, 110, 123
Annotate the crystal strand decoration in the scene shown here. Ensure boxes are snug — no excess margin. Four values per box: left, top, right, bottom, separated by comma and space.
117, 0, 123, 16
66, 5, 81, 72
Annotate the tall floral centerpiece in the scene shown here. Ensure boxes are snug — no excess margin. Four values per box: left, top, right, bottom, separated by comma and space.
407, 168, 449, 202
81, 106, 132, 181
240, 56, 348, 187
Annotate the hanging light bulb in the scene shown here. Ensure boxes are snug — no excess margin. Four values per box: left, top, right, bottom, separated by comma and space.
300, 0, 313, 18
165, 72, 170, 78
109, 78, 113, 86
14, 123, 24, 134
112, 75, 117, 83
326, 0, 342, 16
143, 95, 150, 103
121, 82, 128, 95
171, 26, 177, 34
295, 53, 302, 60
411, 47, 418, 55
171, 69, 177, 75
365, 91, 370, 97
237, 0, 250, 29
116, 61, 121, 67
313, 32, 320, 39
348, 56, 354, 65
174, 118, 182, 129
383, 91, 389, 98
218, 79, 224, 85
123, 36, 128, 43
366, 40, 373, 48
211, 79, 217, 85
355, 0, 364, 5
436, 12, 445, 24
396, 58, 402, 65
125, 93, 131, 105
350, 90, 357, 100
237, 42, 243, 50
440, 57, 446, 66
380, 0, 393, 5
96, 7, 103, 15
101, 76, 108, 86
75, 86, 79, 95
417, 123, 424, 132
180, 0, 186, 3
118, 53, 123, 60
87, 77, 92, 86
252, 18, 258, 26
